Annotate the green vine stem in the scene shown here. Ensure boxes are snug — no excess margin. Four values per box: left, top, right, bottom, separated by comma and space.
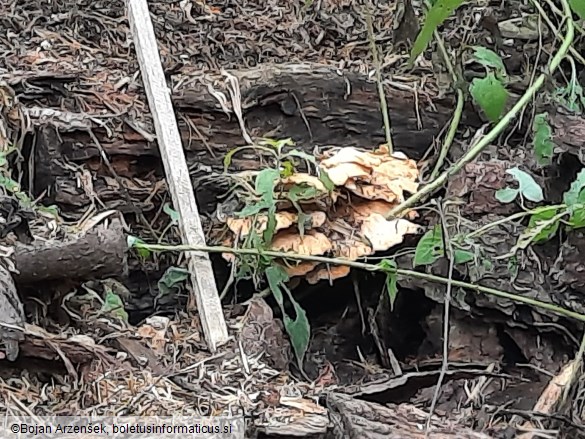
465, 204, 568, 240
134, 241, 585, 323
428, 5, 464, 181
532, 0, 585, 65
365, 5, 393, 153
387, 0, 575, 219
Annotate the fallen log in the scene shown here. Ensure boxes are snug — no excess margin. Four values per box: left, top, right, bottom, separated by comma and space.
12, 218, 128, 284
0, 263, 24, 361
0, 218, 127, 361
28, 63, 455, 217
20, 63, 585, 220
325, 392, 493, 439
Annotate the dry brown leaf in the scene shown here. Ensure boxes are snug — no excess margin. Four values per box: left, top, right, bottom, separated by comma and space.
280, 396, 328, 414
136, 318, 168, 355
306, 211, 327, 228
271, 231, 332, 256
306, 265, 351, 284
360, 215, 421, 251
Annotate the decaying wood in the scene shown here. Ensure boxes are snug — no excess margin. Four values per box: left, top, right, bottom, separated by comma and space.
22, 63, 585, 220
0, 263, 24, 361
516, 360, 580, 439
325, 392, 493, 438
127, 0, 228, 352
12, 218, 127, 284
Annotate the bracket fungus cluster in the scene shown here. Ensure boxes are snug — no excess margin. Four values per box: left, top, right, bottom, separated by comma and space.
220, 145, 422, 284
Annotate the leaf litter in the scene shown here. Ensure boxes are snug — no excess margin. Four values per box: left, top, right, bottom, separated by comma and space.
2, 0, 583, 436
0, 0, 428, 430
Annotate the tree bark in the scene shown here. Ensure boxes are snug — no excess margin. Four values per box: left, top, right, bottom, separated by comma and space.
12, 218, 128, 284
325, 392, 493, 439
20, 63, 585, 219
0, 264, 24, 361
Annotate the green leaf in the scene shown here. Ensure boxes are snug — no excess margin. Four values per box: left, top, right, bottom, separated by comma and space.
266, 265, 289, 308
532, 113, 554, 165
103, 289, 129, 323
163, 203, 180, 225
260, 137, 295, 151
515, 209, 562, 250
570, 0, 585, 20
527, 209, 561, 243
553, 80, 585, 114
296, 211, 309, 238
285, 149, 317, 165
378, 259, 398, 310
506, 168, 544, 202
237, 201, 270, 217
237, 168, 280, 217
409, 0, 466, 64
287, 184, 321, 202
282, 285, 311, 371
127, 235, 151, 259
0, 175, 21, 193
280, 161, 295, 178
569, 208, 585, 229
414, 224, 444, 266
158, 266, 189, 296
495, 187, 519, 203
568, 190, 585, 228
38, 205, 60, 217
454, 249, 474, 264
266, 266, 310, 368
563, 169, 585, 207
319, 170, 335, 192
264, 205, 278, 243
256, 168, 280, 199
471, 46, 507, 80
470, 73, 509, 122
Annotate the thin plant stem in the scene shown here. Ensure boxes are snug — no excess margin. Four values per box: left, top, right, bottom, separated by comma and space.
365, 5, 393, 153
425, 204, 454, 433
532, 0, 585, 65
429, 26, 464, 181
135, 241, 585, 323
466, 204, 567, 240
387, 2, 575, 219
